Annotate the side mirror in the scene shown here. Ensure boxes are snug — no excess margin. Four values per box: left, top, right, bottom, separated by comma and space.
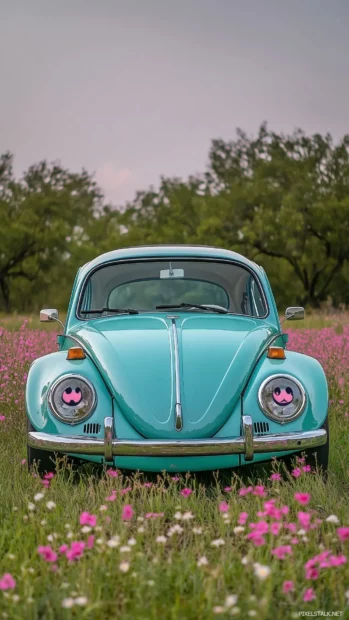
40, 309, 59, 322
285, 307, 305, 321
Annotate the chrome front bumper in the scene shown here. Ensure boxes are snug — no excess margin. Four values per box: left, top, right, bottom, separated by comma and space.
27, 416, 327, 462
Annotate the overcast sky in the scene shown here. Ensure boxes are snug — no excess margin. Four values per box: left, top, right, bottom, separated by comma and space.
1, 0, 349, 204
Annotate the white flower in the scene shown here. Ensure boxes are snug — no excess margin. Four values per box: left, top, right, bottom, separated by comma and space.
95, 525, 102, 532
47, 534, 54, 542
174, 511, 182, 520
345, 590, 349, 600
192, 527, 203, 535
120, 546, 131, 553
66, 531, 73, 539
137, 526, 145, 533
107, 538, 119, 548
197, 556, 209, 567
156, 536, 167, 544
28, 503, 35, 512
81, 526, 91, 534
233, 526, 245, 534
40, 520, 47, 526
64, 524, 71, 529
326, 514, 339, 524
99, 505, 107, 511
96, 538, 104, 545
75, 597, 88, 606
119, 561, 130, 573
46, 501, 56, 510
12, 595, 20, 603
137, 516, 144, 522
225, 595, 238, 608
213, 606, 224, 614
7, 554, 15, 560
167, 525, 183, 537
248, 611, 257, 617
230, 607, 240, 616
34, 493, 44, 502
253, 563, 271, 581
147, 580, 155, 586
297, 528, 306, 536
128, 538, 137, 546
61, 598, 75, 609
182, 511, 194, 520
211, 538, 225, 547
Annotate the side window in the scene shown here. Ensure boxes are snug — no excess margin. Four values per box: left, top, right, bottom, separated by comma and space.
247, 277, 265, 317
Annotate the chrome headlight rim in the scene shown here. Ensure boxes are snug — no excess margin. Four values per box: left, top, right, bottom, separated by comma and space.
48, 374, 97, 425
258, 374, 306, 424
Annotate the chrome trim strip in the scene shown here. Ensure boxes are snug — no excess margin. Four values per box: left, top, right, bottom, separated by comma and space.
104, 416, 113, 462
28, 427, 327, 458
171, 319, 183, 431
242, 415, 254, 461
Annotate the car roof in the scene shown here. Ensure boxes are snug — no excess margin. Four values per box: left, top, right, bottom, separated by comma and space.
78, 245, 262, 281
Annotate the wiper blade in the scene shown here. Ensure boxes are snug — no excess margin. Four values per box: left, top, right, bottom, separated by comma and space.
155, 303, 228, 314
81, 307, 139, 315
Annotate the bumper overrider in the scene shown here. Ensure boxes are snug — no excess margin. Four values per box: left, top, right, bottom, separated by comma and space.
27, 416, 327, 462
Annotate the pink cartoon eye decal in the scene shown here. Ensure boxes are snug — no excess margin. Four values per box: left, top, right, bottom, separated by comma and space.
272, 385, 293, 406
62, 386, 82, 406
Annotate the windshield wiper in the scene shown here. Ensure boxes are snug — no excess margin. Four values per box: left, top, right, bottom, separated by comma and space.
155, 303, 228, 314
81, 307, 139, 315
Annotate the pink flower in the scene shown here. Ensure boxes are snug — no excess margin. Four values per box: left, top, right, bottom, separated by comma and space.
219, 501, 229, 513
143, 482, 152, 488
282, 580, 294, 593
180, 488, 192, 498
87, 535, 95, 549
38, 545, 58, 563
145, 512, 164, 519
44, 472, 54, 480
107, 469, 118, 477
122, 504, 134, 521
120, 486, 132, 496
172, 476, 180, 482
294, 492, 311, 506
271, 522, 282, 536
238, 511, 248, 525
0, 573, 16, 590
303, 588, 316, 602
252, 485, 266, 497
80, 512, 97, 527
337, 527, 349, 541
271, 545, 292, 560
302, 465, 312, 472
65, 541, 85, 562
305, 566, 319, 580
59, 545, 68, 553
292, 467, 302, 478
21, 459, 27, 465
239, 486, 253, 496
298, 511, 311, 530
106, 493, 117, 502
329, 554, 346, 566
246, 533, 266, 546
224, 486, 232, 492
0, 415, 6, 422
270, 473, 281, 481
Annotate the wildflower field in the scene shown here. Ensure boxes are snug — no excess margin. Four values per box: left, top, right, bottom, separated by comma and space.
1, 317, 349, 619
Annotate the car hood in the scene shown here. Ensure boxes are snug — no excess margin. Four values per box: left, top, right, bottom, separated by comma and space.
71, 314, 277, 439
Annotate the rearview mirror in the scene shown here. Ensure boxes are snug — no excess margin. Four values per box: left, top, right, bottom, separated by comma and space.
40, 308, 59, 322
285, 307, 305, 321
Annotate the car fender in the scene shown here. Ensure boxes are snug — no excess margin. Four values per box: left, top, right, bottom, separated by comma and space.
25, 351, 112, 434
243, 350, 328, 434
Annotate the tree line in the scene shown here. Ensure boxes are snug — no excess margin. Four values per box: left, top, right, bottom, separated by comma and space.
1, 123, 349, 313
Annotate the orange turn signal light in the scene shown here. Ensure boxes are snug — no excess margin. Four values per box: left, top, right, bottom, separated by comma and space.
67, 347, 86, 360
267, 346, 286, 360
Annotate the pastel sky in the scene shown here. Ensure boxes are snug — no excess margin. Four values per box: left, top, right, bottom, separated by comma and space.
1, 0, 349, 204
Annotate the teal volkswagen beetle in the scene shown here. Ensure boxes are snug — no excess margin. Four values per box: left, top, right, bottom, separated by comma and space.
26, 245, 329, 474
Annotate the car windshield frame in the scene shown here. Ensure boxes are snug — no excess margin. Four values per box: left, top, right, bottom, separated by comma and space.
76, 257, 270, 320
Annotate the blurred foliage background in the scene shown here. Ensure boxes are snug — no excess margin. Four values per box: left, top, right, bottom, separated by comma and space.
2, 123, 349, 313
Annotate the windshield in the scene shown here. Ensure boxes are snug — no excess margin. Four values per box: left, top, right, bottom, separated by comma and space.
78, 259, 267, 318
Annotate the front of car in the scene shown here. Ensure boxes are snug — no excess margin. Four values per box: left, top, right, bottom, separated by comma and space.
26, 246, 328, 472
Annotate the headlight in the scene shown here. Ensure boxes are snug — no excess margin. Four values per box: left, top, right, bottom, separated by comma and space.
48, 375, 97, 424
258, 374, 306, 423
